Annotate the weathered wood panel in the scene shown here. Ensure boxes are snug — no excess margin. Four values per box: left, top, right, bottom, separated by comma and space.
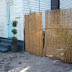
44, 9, 72, 63
25, 12, 43, 56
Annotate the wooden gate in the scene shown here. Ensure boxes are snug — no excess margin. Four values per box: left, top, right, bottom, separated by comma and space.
25, 12, 43, 56
44, 9, 72, 63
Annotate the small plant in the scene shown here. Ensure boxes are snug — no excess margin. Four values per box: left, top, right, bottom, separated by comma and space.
12, 37, 18, 44
11, 20, 19, 52
12, 21, 18, 44
12, 29, 17, 35
13, 21, 18, 27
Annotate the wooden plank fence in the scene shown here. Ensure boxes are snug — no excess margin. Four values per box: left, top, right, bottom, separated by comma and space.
44, 9, 72, 63
25, 12, 43, 56
25, 9, 72, 63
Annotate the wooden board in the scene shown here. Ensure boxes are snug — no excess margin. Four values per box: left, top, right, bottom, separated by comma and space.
25, 12, 43, 56
44, 9, 72, 63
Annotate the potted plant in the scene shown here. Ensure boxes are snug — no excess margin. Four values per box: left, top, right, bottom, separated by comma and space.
11, 21, 19, 52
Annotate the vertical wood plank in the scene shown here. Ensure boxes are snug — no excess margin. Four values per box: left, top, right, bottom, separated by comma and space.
25, 12, 43, 56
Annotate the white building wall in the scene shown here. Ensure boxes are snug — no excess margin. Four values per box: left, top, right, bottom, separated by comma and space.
0, 0, 24, 41
0, 0, 51, 40
40, 0, 51, 30
60, 0, 72, 9
23, 0, 51, 30
14, 0, 24, 41
23, 0, 39, 14
0, 0, 8, 38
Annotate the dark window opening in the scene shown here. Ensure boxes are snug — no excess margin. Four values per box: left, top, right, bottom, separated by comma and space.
51, 0, 60, 10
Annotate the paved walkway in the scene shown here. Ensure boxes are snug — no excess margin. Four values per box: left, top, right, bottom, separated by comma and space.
0, 52, 72, 72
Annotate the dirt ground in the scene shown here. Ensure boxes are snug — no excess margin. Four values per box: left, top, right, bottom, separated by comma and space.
0, 52, 72, 72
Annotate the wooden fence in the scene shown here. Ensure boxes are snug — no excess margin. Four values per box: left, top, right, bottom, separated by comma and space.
25, 9, 72, 63
44, 9, 72, 63
25, 12, 43, 56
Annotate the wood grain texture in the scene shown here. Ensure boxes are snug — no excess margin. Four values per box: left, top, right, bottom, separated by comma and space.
44, 9, 72, 63
25, 12, 43, 56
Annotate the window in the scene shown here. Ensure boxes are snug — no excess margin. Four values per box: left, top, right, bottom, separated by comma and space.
51, 0, 60, 10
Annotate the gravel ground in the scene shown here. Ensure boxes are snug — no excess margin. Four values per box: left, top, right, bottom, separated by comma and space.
0, 52, 72, 72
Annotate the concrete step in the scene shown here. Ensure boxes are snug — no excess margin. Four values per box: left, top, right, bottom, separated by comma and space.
0, 42, 11, 48
0, 47, 8, 53
0, 37, 24, 52
0, 39, 12, 44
